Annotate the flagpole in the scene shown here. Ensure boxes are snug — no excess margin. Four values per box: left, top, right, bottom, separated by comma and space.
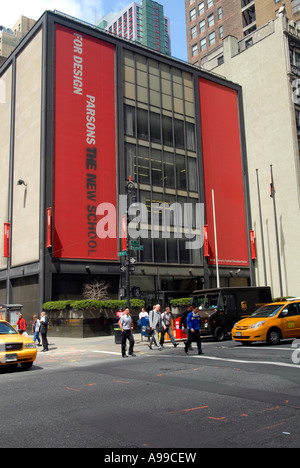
256, 169, 267, 285
212, 189, 220, 288
270, 165, 283, 297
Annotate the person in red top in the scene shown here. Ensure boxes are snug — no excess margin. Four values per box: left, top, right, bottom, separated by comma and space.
16, 313, 26, 335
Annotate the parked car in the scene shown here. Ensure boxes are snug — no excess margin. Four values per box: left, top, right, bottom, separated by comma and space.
231, 300, 300, 345
0, 320, 37, 369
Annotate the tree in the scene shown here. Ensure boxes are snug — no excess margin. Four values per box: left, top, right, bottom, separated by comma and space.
82, 280, 110, 301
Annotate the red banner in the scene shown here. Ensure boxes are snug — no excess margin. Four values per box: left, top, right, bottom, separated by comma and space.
203, 224, 209, 257
53, 25, 117, 260
46, 207, 52, 248
199, 78, 249, 267
3, 223, 10, 258
249, 230, 256, 260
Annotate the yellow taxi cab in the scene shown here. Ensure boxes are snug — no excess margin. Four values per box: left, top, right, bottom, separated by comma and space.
0, 320, 37, 369
231, 300, 300, 345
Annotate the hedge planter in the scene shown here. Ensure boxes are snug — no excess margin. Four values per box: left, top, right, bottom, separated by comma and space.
43, 299, 145, 338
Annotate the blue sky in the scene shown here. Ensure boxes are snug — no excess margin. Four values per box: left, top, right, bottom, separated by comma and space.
1, 0, 188, 61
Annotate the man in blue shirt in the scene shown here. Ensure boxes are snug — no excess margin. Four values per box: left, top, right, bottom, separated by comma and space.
185, 305, 203, 355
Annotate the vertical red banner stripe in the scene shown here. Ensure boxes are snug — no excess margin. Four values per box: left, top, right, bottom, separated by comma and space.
3, 223, 10, 258
199, 78, 249, 267
53, 25, 117, 260
46, 207, 52, 248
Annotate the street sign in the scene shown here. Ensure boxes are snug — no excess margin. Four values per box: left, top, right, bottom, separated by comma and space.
119, 265, 136, 272
118, 251, 127, 257
129, 245, 144, 251
129, 257, 137, 264
129, 240, 140, 246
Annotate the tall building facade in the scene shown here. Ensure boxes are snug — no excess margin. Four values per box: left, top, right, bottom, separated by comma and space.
0, 11, 253, 327
202, 11, 300, 297
0, 15, 35, 61
185, 0, 300, 66
98, 0, 171, 55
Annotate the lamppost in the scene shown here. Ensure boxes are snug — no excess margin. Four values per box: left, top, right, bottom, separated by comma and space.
125, 178, 137, 309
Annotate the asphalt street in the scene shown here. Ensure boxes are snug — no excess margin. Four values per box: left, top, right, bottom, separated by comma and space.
0, 334, 299, 450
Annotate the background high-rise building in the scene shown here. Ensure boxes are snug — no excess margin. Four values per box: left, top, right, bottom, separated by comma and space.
185, 0, 300, 66
0, 15, 35, 63
97, 0, 171, 55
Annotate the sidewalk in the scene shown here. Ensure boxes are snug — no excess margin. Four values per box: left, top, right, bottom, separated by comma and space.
33, 334, 182, 355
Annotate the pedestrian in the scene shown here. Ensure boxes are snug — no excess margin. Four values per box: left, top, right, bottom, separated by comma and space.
139, 307, 148, 320
32, 315, 42, 346
184, 305, 203, 355
40, 311, 49, 352
16, 313, 26, 335
148, 304, 164, 350
160, 307, 178, 348
118, 307, 136, 358
180, 304, 193, 350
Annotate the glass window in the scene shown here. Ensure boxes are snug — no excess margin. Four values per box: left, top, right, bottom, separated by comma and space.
173, 82, 183, 99
208, 13, 214, 27
190, 8, 196, 21
136, 53, 147, 71
162, 94, 172, 111
161, 78, 172, 95
188, 158, 198, 191
151, 149, 162, 186
192, 43, 198, 57
218, 7, 223, 19
154, 239, 166, 263
179, 239, 190, 264
167, 237, 178, 263
140, 238, 152, 262
176, 154, 187, 190
199, 19, 206, 33
124, 65, 135, 83
137, 85, 148, 104
124, 105, 135, 137
174, 119, 184, 149
150, 89, 161, 107
163, 152, 175, 188
149, 73, 160, 91
162, 115, 173, 146
209, 31, 216, 46
124, 49, 134, 67
137, 69, 148, 87
124, 81, 135, 100
198, 2, 205, 15
207, 0, 213, 8
200, 37, 207, 51
191, 25, 197, 39
186, 122, 195, 151
150, 112, 161, 143
137, 108, 148, 140
125, 143, 137, 181
137, 145, 150, 184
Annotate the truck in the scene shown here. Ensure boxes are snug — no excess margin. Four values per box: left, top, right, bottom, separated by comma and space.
192, 287, 272, 341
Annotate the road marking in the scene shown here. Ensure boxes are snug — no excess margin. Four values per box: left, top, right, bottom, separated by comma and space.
192, 355, 300, 369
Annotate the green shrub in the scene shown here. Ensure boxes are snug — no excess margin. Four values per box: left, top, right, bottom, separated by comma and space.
170, 298, 192, 308
42, 298, 145, 311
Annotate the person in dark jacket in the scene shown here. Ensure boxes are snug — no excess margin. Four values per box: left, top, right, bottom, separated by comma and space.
40, 312, 49, 352
184, 306, 203, 355
180, 304, 193, 350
